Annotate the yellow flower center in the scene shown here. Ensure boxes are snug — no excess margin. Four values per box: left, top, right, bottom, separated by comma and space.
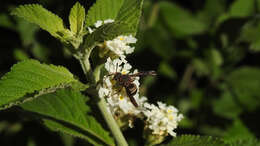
119, 95, 124, 100
122, 70, 127, 74
168, 115, 174, 121
167, 109, 173, 113
119, 37, 124, 41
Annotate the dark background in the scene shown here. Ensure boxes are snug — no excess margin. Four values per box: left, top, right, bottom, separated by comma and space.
1, 0, 260, 145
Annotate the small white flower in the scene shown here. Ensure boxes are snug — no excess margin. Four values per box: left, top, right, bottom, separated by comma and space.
104, 35, 137, 57
94, 20, 103, 28
93, 19, 114, 29
120, 35, 137, 44
104, 57, 132, 74
104, 19, 115, 24
87, 27, 94, 34
98, 87, 110, 98
143, 102, 183, 137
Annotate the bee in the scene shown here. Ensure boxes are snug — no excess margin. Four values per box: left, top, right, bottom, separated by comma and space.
110, 71, 156, 107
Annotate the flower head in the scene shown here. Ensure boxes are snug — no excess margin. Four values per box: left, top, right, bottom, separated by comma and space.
99, 58, 144, 117
105, 35, 137, 57
143, 102, 183, 137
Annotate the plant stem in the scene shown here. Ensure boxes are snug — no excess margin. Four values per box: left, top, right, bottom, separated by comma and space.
79, 57, 128, 146
79, 54, 95, 84
97, 97, 128, 146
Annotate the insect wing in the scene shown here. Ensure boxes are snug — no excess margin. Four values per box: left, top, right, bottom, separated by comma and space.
129, 71, 157, 77
125, 83, 138, 107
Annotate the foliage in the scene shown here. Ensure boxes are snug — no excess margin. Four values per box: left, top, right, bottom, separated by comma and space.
163, 135, 227, 146
21, 89, 114, 146
0, 0, 260, 146
0, 59, 86, 109
11, 4, 71, 41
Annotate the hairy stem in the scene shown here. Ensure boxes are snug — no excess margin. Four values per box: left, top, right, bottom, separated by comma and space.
97, 97, 128, 146
79, 57, 128, 146
79, 53, 95, 84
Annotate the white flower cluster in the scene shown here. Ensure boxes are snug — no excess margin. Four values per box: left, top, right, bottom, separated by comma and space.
95, 19, 183, 136
143, 102, 183, 137
89, 19, 137, 59
99, 58, 146, 117
98, 58, 183, 136
105, 35, 137, 57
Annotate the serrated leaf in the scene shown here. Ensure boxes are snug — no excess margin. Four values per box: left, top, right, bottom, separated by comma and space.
116, 0, 144, 35
0, 59, 86, 109
163, 135, 227, 146
69, 2, 85, 35
223, 119, 255, 144
159, 1, 207, 38
11, 4, 70, 40
229, 138, 260, 146
226, 67, 260, 111
82, 22, 132, 51
85, 0, 124, 27
21, 89, 114, 146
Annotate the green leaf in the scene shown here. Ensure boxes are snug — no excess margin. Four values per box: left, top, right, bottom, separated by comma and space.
21, 89, 114, 146
203, 0, 225, 18
0, 13, 16, 30
144, 22, 174, 60
69, 2, 85, 35
0, 59, 86, 109
116, 0, 144, 35
192, 58, 210, 76
223, 119, 255, 144
85, 0, 124, 27
229, 0, 254, 18
60, 133, 75, 146
250, 40, 260, 52
85, 0, 143, 35
13, 49, 30, 61
190, 89, 204, 110
82, 22, 132, 50
159, 1, 207, 38
239, 21, 260, 52
226, 67, 260, 111
229, 138, 260, 146
11, 4, 71, 40
213, 91, 243, 119
16, 18, 39, 46
164, 135, 227, 146
207, 49, 223, 66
